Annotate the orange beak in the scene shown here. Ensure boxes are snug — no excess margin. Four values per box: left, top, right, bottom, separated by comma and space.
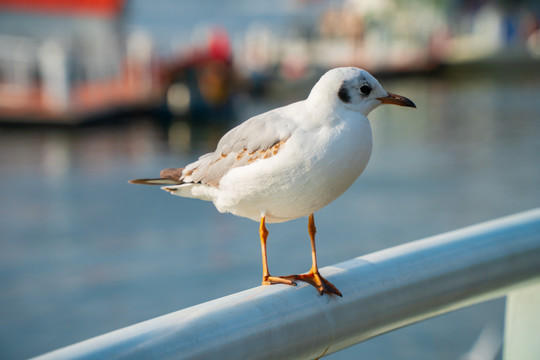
377, 92, 416, 108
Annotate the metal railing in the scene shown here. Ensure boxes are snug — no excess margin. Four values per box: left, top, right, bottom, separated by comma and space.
34, 208, 540, 360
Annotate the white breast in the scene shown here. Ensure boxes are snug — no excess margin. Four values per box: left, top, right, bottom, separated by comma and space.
215, 115, 372, 223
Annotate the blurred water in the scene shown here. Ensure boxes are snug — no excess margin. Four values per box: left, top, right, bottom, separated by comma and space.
1, 73, 540, 359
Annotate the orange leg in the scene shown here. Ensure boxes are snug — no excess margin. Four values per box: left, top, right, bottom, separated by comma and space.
260, 216, 296, 286
286, 214, 342, 297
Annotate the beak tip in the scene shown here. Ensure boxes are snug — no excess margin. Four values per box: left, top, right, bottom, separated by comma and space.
378, 92, 416, 109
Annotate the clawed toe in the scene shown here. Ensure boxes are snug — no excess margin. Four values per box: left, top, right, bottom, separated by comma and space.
286, 272, 342, 297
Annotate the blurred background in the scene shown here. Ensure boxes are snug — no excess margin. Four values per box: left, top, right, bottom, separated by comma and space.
1, 0, 540, 359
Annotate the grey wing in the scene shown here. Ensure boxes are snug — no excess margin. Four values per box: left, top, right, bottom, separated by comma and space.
181, 110, 295, 188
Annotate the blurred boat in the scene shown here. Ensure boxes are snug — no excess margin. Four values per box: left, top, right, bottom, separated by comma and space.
0, 0, 235, 125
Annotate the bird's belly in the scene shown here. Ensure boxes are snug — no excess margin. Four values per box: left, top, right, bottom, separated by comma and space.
216, 122, 372, 223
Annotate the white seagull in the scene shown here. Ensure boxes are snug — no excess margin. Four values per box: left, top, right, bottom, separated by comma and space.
130, 67, 416, 296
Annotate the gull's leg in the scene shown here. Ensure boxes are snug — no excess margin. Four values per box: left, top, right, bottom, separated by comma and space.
260, 216, 296, 286
286, 214, 342, 296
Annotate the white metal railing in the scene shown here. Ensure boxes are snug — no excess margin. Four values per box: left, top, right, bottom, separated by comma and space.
34, 208, 540, 360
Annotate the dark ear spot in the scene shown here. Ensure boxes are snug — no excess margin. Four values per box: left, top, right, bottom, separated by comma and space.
338, 85, 350, 103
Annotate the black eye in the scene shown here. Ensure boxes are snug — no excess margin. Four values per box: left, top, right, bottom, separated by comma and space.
337, 85, 351, 103
360, 85, 371, 95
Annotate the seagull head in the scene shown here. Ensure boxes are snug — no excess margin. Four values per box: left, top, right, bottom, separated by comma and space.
307, 67, 416, 117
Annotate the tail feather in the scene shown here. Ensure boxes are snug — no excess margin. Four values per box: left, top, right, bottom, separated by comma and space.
128, 178, 182, 185
129, 167, 185, 186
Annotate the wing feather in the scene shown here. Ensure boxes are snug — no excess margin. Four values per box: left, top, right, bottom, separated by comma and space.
182, 109, 294, 187
130, 104, 296, 189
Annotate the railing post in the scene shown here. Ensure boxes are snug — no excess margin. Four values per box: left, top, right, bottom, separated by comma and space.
504, 280, 540, 360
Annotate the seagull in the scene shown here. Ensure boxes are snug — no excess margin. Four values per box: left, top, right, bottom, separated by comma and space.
130, 67, 415, 296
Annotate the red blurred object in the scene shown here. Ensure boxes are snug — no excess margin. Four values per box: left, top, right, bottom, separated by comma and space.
208, 28, 232, 62
0, 0, 124, 18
